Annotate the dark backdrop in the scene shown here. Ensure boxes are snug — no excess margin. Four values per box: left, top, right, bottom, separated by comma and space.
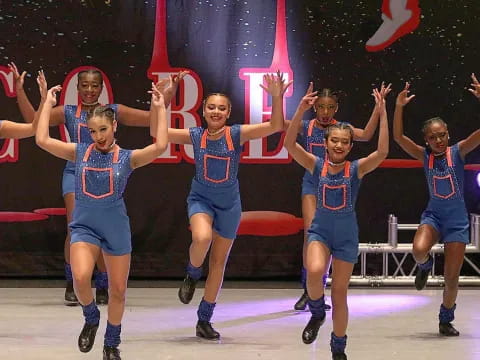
0, 0, 479, 278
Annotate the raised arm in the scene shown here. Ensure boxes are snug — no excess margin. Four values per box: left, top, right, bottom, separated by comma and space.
148, 75, 191, 145
118, 70, 188, 127
130, 85, 169, 169
8, 62, 35, 123
35, 83, 76, 162
358, 88, 389, 178
459, 73, 480, 157
393, 82, 424, 161
353, 82, 392, 141
283, 88, 318, 174
240, 71, 292, 145
8, 62, 65, 126
283, 82, 314, 134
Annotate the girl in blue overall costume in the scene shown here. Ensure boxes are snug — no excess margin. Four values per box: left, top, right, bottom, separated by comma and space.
286, 83, 391, 311
35, 74, 169, 360
284, 86, 389, 360
9, 62, 185, 305
165, 72, 291, 340
393, 76, 480, 336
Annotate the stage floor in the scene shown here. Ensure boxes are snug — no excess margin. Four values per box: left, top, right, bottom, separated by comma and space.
1, 285, 479, 360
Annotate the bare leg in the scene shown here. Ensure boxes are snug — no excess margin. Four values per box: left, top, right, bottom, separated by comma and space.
178, 213, 214, 305
330, 258, 354, 337
438, 241, 465, 336
102, 252, 130, 352
71, 242, 101, 353
102, 252, 131, 325
63, 193, 79, 305
301, 194, 316, 266
412, 224, 438, 263
64, 193, 75, 264
203, 231, 234, 303
196, 231, 234, 340
412, 224, 438, 290
306, 241, 331, 301
70, 242, 100, 305
442, 242, 465, 308
189, 213, 214, 268
301, 241, 331, 344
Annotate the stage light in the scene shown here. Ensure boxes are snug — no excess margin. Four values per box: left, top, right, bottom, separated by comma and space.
476, 172, 480, 188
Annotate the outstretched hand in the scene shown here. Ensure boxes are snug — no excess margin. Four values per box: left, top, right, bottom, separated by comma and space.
372, 88, 385, 108
373, 82, 391, 112
8, 62, 26, 90
162, 70, 189, 100
260, 70, 293, 97
378, 81, 392, 99
468, 73, 480, 99
396, 82, 415, 107
46, 85, 62, 107
36, 70, 48, 100
297, 82, 318, 113
149, 82, 165, 108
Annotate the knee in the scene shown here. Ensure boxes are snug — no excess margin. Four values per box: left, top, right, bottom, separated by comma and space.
192, 233, 211, 248
307, 262, 326, 277
412, 245, 429, 262
72, 271, 92, 288
109, 283, 127, 303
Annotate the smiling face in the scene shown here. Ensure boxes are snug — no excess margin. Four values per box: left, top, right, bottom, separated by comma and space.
87, 108, 117, 152
325, 127, 353, 163
203, 94, 231, 130
423, 118, 449, 154
314, 96, 338, 126
77, 71, 103, 105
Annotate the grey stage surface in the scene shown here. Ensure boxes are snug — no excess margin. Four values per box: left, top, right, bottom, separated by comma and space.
1, 284, 479, 360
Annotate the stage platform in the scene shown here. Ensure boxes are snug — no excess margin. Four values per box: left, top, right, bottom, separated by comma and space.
0, 282, 479, 360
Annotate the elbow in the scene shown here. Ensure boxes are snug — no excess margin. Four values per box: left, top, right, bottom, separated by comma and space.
35, 136, 46, 149
272, 123, 284, 133
378, 148, 389, 159
156, 140, 168, 154
359, 134, 371, 142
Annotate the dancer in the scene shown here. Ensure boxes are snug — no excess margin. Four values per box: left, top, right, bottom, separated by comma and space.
162, 72, 291, 340
393, 76, 480, 336
9, 62, 184, 305
35, 73, 168, 360
284, 85, 389, 360
288, 83, 390, 311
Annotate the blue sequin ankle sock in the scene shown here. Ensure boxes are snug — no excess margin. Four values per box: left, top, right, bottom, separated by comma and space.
322, 273, 328, 288
94, 271, 108, 289
307, 295, 326, 319
82, 300, 100, 325
65, 263, 73, 282
418, 256, 433, 271
439, 303, 456, 324
301, 267, 307, 290
197, 298, 216, 322
104, 321, 121, 348
186, 262, 202, 281
330, 332, 347, 354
